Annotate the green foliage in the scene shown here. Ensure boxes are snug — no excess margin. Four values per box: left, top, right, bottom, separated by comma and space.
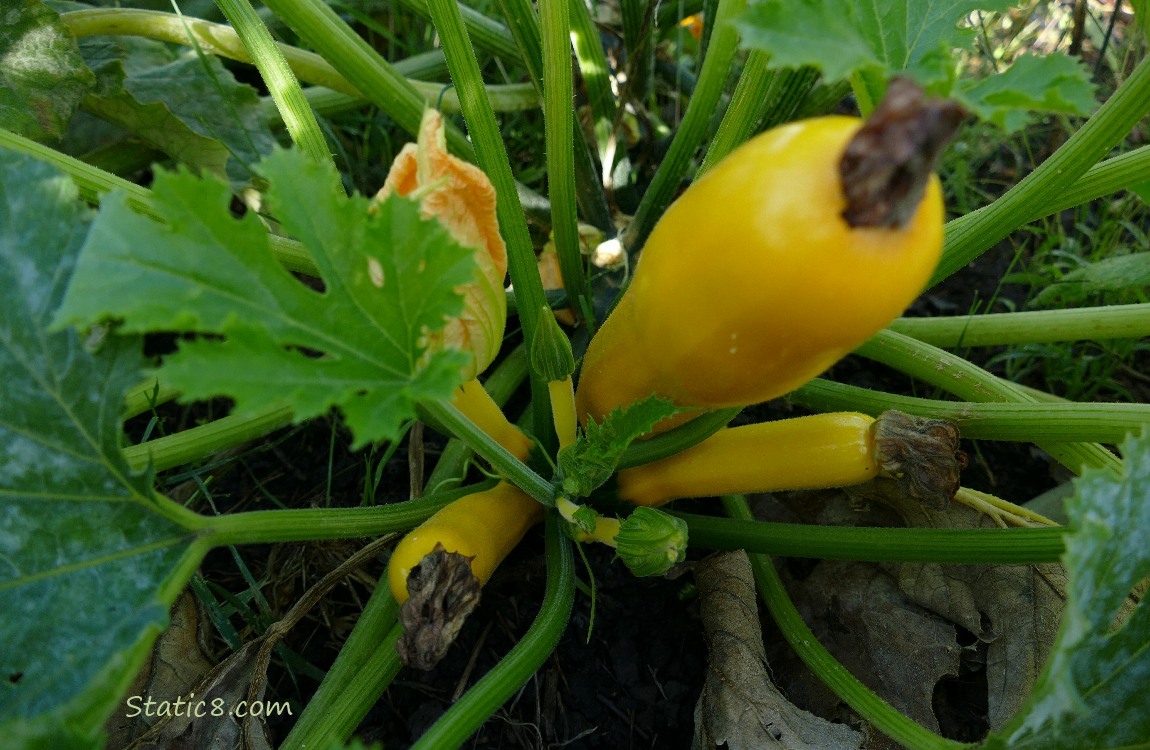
558, 395, 681, 497
983, 430, 1150, 748
76, 34, 276, 179
1, 0, 1148, 746
54, 148, 478, 449
736, 0, 1096, 130
0, 0, 95, 140
1031, 251, 1150, 307
0, 148, 201, 746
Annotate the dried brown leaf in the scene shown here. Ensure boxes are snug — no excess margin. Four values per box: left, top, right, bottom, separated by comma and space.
106, 591, 216, 747
692, 551, 864, 750
757, 481, 1066, 735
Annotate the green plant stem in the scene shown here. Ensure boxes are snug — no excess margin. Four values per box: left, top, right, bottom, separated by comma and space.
934, 53, 1150, 287
123, 405, 295, 473
683, 510, 1066, 563
278, 588, 403, 750
410, 512, 574, 750
856, 330, 1122, 476
260, 0, 469, 155
758, 65, 822, 129
719, 496, 968, 750
697, 48, 773, 175
204, 482, 491, 546
624, 0, 745, 252
619, 0, 653, 101
213, 0, 332, 169
539, 0, 592, 325
0, 127, 317, 274
422, 400, 553, 502
123, 378, 179, 419
63, 10, 538, 115
426, 345, 531, 490
276, 81, 541, 122
424, 0, 554, 443
568, 0, 616, 163
495, 0, 612, 234
393, 0, 523, 62
889, 302, 1150, 347
789, 379, 1150, 443
616, 406, 742, 469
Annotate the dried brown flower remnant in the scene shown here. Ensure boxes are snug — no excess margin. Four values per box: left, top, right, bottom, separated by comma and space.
396, 543, 482, 670
840, 77, 966, 229
872, 409, 967, 510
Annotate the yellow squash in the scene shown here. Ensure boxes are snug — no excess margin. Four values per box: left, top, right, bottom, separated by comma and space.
576, 116, 944, 431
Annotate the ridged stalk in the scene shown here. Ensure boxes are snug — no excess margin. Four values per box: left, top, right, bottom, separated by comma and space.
934, 53, 1150, 287
856, 330, 1122, 476
409, 512, 574, 749
213, 0, 332, 168
790, 379, 1150, 444
424, 0, 554, 441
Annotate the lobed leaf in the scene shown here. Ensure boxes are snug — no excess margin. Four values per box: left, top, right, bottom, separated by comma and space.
956, 54, 1097, 132
559, 395, 681, 497
735, 0, 1094, 130
0, 148, 201, 747
75, 34, 277, 179
0, 0, 95, 141
54, 147, 478, 448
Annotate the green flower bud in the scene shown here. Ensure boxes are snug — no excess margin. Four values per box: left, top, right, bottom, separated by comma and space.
530, 304, 576, 382
614, 507, 688, 577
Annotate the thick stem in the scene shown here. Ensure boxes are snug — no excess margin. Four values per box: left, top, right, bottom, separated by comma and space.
203, 483, 490, 546
684, 508, 1067, 564
790, 378, 1150, 444
422, 400, 553, 502
279, 589, 402, 750
212, 0, 332, 168
409, 512, 574, 750
856, 330, 1122, 476
889, 302, 1150, 347
933, 53, 1150, 286
424, 0, 553, 442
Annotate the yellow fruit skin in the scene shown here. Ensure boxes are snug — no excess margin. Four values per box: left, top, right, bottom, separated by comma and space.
575, 116, 944, 429
451, 379, 534, 461
388, 482, 543, 604
615, 412, 878, 507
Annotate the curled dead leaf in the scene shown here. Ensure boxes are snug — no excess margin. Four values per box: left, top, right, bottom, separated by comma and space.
692, 551, 863, 750
754, 482, 1067, 739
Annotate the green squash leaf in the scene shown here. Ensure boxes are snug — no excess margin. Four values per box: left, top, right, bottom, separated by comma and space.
54, 148, 478, 449
734, 0, 879, 83
735, 0, 1094, 130
559, 395, 682, 497
983, 430, 1150, 748
956, 54, 1097, 132
0, 0, 95, 141
0, 148, 202, 747
76, 34, 276, 179
1032, 251, 1150, 307
736, 0, 1013, 83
